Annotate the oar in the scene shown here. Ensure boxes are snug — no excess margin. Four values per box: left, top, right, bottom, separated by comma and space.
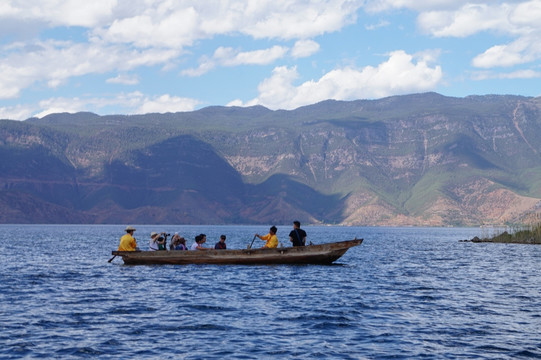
108, 255, 117, 263
248, 235, 257, 249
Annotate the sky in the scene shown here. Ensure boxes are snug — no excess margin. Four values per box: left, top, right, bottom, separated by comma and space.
1, 0, 541, 120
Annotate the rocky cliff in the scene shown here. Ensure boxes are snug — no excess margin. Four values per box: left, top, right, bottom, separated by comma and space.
1, 92, 541, 225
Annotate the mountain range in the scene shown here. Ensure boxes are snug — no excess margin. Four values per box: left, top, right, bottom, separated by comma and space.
2, 92, 541, 226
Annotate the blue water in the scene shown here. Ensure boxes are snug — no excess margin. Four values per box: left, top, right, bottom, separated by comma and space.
1, 225, 540, 359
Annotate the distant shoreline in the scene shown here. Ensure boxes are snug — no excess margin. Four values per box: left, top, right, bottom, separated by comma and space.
462, 232, 541, 245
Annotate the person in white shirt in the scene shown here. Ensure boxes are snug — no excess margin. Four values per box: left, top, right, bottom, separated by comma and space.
190, 234, 209, 250
149, 232, 160, 251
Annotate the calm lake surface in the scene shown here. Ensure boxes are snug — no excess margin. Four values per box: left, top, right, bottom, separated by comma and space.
1, 225, 540, 359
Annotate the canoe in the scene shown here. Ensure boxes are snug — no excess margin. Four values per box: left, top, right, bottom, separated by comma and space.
111, 238, 363, 265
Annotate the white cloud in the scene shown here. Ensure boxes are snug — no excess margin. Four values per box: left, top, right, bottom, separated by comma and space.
90, 0, 363, 48
472, 34, 541, 68
106, 74, 139, 85
183, 41, 319, 77
226, 99, 244, 107
510, 0, 541, 27
35, 97, 90, 118
0, 104, 35, 120
363, 0, 471, 13
136, 94, 201, 114
0, 0, 117, 27
1, 1, 363, 99
245, 66, 300, 109
3, 0, 540, 116
0, 40, 180, 99
2, 0, 364, 43
182, 45, 289, 76
96, 7, 201, 49
371, 1, 541, 69
219, 46, 289, 66
235, 50, 443, 110
29, 92, 200, 118
417, 3, 521, 38
499, 69, 541, 79
242, 1, 361, 39
472, 69, 541, 80
291, 40, 320, 58
180, 58, 215, 77
365, 20, 390, 31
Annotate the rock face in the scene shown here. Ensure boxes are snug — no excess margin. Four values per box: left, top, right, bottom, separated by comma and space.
1, 92, 541, 225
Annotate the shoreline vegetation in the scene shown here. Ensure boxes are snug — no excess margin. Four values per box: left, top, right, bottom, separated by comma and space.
463, 222, 541, 244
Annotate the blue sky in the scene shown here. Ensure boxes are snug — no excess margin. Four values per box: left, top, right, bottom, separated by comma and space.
1, 0, 541, 120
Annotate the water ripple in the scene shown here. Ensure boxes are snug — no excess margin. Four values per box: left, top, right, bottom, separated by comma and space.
1, 225, 540, 358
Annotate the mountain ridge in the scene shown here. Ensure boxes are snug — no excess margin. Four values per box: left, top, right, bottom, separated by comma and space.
2, 92, 541, 225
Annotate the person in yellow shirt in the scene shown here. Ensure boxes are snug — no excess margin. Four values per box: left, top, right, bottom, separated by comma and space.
118, 225, 138, 251
255, 226, 278, 248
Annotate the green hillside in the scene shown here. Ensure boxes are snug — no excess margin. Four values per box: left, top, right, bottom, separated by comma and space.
1, 92, 541, 225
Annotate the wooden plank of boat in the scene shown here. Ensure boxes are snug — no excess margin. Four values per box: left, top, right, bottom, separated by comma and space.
111, 238, 363, 265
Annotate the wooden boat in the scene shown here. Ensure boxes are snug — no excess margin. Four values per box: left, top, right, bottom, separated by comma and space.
111, 238, 363, 265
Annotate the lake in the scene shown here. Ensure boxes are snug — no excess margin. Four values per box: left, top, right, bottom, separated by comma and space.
0, 224, 540, 359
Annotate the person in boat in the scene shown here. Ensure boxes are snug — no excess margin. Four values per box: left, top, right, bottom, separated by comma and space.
175, 237, 188, 250
149, 232, 168, 251
118, 225, 139, 251
255, 226, 278, 249
215, 234, 227, 249
169, 232, 180, 250
171, 234, 188, 250
190, 234, 209, 250
289, 220, 307, 247
158, 233, 169, 250
149, 232, 160, 251
170, 233, 187, 250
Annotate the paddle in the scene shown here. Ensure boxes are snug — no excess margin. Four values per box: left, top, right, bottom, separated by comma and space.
108, 254, 116, 263
248, 235, 257, 249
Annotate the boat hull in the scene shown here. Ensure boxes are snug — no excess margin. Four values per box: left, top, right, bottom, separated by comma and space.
111, 239, 363, 265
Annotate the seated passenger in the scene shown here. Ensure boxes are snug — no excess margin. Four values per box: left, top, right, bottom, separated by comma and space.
118, 225, 138, 251
190, 234, 209, 250
170, 233, 181, 250
255, 226, 278, 249
215, 234, 227, 249
289, 220, 307, 247
171, 235, 188, 250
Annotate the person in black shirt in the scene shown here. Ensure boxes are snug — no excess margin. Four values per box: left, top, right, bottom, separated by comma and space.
289, 221, 307, 246
215, 234, 227, 249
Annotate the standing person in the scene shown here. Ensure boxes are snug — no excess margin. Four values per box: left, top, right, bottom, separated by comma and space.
255, 226, 278, 249
289, 220, 307, 247
118, 225, 138, 251
215, 235, 227, 249
191, 234, 209, 250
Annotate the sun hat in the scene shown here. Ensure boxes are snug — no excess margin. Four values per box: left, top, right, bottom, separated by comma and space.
125, 225, 136, 231
150, 231, 158, 237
